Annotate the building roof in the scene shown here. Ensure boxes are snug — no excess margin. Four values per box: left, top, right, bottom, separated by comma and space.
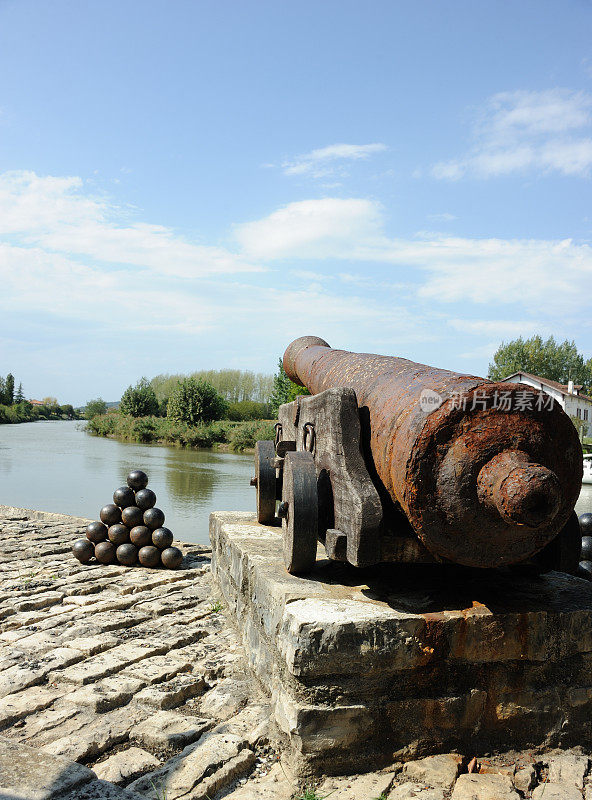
504, 371, 592, 403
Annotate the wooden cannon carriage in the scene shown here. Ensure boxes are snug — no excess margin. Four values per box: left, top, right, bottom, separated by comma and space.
252, 337, 583, 575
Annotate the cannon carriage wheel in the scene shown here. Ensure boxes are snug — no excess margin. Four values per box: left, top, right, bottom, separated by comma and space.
253, 440, 276, 524
280, 451, 318, 574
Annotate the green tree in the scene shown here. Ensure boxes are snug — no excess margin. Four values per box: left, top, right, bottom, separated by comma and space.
5, 374, 14, 405
14, 383, 25, 403
488, 336, 592, 391
269, 358, 310, 416
85, 397, 107, 419
167, 378, 228, 425
60, 404, 76, 419
269, 359, 290, 415
120, 378, 159, 418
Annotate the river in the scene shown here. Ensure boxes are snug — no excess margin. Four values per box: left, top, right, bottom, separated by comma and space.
1, 420, 592, 547
0, 420, 254, 545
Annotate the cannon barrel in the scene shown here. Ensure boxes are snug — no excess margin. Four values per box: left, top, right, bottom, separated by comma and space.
283, 336, 583, 568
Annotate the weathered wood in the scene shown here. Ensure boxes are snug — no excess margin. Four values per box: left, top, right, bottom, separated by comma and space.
278, 388, 382, 568
281, 452, 318, 574
254, 441, 276, 525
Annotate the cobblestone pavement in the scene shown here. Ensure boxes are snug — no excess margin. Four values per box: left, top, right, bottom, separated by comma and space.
1, 507, 591, 800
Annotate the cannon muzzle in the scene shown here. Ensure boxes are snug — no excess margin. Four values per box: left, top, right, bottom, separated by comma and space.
283, 336, 583, 568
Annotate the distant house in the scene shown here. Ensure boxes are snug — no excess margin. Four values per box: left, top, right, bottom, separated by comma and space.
503, 371, 592, 436
28, 399, 44, 406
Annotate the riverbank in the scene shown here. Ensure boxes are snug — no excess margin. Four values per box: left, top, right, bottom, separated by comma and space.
0, 403, 79, 424
86, 414, 275, 452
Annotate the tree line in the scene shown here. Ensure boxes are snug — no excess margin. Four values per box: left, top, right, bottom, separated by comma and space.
0, 372, 78, 424
86, 334, 592, 432
86, 363, 308, 426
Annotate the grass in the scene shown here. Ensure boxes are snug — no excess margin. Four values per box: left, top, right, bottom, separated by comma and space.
86, 412, 275, 452
150, 780, 167, 800
296, 790, 326, 800
296, 788, 339, 800
208, 599, 224, 614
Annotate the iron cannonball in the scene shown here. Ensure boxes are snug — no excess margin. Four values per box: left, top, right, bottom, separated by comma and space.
72, 539, 94, 564
113, 486, 136, 509
161, 546, 183, 569
135, 488, 156, 511
116, 543, 138, 566
108, 523, 130, 546
127, 469, 149, 490
578, 560, 592, 580
580, 513, 592, 536
130, 525, 152, 548
138, 545, 161, 568
582, 535, 592, 562
100, 504, 122, 526
144, 507, 165, 530
95, 541, 117, 564
86, 521, 108, 543
152, 527, 173, 549
122, 506, 144, 528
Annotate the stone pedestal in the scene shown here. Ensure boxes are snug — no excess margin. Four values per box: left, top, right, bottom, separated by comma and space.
210, 512, 592, 776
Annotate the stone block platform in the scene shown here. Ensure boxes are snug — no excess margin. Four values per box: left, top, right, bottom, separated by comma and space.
210, 511, 592, 776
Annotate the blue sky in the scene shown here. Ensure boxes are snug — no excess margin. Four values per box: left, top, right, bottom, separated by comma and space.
1, 0, 591, 405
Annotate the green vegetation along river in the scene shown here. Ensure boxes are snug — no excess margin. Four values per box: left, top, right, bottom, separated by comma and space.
0, 420, 254, 545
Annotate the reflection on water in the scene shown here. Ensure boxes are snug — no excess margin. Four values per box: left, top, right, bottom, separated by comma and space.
165, 450, 220, 506
0, 420, 254, 545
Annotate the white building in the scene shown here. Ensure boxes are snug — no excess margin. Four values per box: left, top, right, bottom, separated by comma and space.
503, 371, 592, 436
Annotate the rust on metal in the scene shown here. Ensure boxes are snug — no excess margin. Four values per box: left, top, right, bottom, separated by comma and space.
283, 336, 583, 568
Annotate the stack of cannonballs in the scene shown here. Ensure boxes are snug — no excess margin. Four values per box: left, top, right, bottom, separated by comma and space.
72, 469, 183, 569
580, 512, 592, 579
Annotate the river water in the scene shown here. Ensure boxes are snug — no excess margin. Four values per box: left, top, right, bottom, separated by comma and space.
1, 420, 592, 547
0, 420, 254, 545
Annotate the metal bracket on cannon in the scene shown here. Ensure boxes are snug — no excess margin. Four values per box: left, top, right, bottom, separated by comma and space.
252, 387, 436, 575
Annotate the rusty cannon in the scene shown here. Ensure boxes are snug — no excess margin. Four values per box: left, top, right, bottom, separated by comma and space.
252, 336, 583, 575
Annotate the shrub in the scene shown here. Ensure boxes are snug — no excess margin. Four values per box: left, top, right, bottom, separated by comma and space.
167, 378, 228, 425
120, 378, 159, 418
226, 400, 270, 421
131, 417, 156, 442
85, 398, 107, 419
229, 420, 275, 452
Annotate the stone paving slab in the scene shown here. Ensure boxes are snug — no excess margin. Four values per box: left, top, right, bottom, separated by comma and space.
0, 734, 96, 800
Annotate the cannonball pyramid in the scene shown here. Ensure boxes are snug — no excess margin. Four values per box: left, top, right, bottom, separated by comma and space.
72, 469, 183, 569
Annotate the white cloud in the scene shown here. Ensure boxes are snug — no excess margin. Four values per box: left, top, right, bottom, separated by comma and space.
0, 172, 436, 360
0, 243, 218, 334
432, 89, 592, 179
235, 198, 385, 259
3, 170, 590, 393
235, 196, 592, 313
0, 170, 261, 278
281, 143, 387, 178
